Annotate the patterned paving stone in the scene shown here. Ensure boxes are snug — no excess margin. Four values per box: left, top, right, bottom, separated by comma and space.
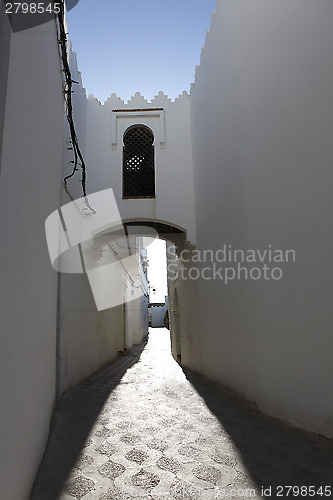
114, 467, 165, 498
182, 390, 196, 398
95, 441, 118, 457
74, 454, 94, 471
116, 421, 133, 430
125, 448, 148, 464
147, 438, 169, 452
192, 464, 222, 484
97, 460, 126, 480
211, 451, 238, 467
187, 406, 202, 415
156, 456, 181, 474
163, 388, 178, 398
64, 476, 95, 499
94, 427, 114, 439
232, 472, 256, 488
120, 433, 141, 445
195, 435, 215, 446
181, 422, 196, 431
198, 415, 217, 424
169, 478, 202, 500
138, 411, 152, 420
160, 417, 177, 427
178, 444, 203, 460
99, 486, 134, 500
96, 416, 109, 425
131, 468, 160, 489
30, 330, 333, 500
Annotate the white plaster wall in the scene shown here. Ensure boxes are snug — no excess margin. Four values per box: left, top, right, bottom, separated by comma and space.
167, 246, 199, 363
85, 91, 196, 243
58, 201, 149, 391
59, 269, 126, 393
134, 243, 149, 343
188, 0, 333, 437
128, 292, 149, 344
0, 17, 64, 500
151, 304, 167, 328
58, 48, 126, 394
139, 294, 149, 342
121, 237, 149, 348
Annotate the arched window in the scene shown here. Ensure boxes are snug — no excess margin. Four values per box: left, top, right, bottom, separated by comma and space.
123, 125, 155, 198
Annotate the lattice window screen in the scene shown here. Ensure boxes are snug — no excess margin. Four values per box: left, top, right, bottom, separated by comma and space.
123, 126, 155, 198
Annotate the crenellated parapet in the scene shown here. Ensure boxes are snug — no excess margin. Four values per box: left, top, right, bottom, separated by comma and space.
83, 88, 195, 244
192, 9, 217, 88
66, 43, 195, 246
89, 89, 190, 108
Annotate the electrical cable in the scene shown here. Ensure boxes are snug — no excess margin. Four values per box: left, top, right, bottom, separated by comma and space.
57, 1, 94, 214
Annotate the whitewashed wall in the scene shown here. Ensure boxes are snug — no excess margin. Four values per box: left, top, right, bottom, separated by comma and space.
167, 245, 199, 363
85, 91, 196, 243
59, 272, 125, 393
58, 241, 149, 393
0, 14, 64, 500
57, 48, 126, 393
128, 243, 149, 345
150, 300, 168, 328
58, 50, 128, 393
188, 0, 333, 437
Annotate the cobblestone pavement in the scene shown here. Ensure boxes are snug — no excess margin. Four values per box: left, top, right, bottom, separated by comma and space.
30, 329, 333, 500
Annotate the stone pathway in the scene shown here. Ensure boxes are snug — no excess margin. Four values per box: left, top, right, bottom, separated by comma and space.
30, 329, 333, 500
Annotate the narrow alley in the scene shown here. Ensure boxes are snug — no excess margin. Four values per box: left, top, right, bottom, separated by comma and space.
30, 329, 333, 500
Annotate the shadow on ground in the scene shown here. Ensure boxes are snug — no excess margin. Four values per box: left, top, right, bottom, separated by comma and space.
30, 331, 333, 500
30, 340, 147, 500
182, 366, 333, 498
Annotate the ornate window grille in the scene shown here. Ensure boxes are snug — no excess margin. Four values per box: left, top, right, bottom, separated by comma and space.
123, 126, 155, 198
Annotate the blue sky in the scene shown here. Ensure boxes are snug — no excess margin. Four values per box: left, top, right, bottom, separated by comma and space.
67, 0, 216, 103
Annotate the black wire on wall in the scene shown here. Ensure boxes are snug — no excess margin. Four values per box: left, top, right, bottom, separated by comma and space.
57, 0, 87, 199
